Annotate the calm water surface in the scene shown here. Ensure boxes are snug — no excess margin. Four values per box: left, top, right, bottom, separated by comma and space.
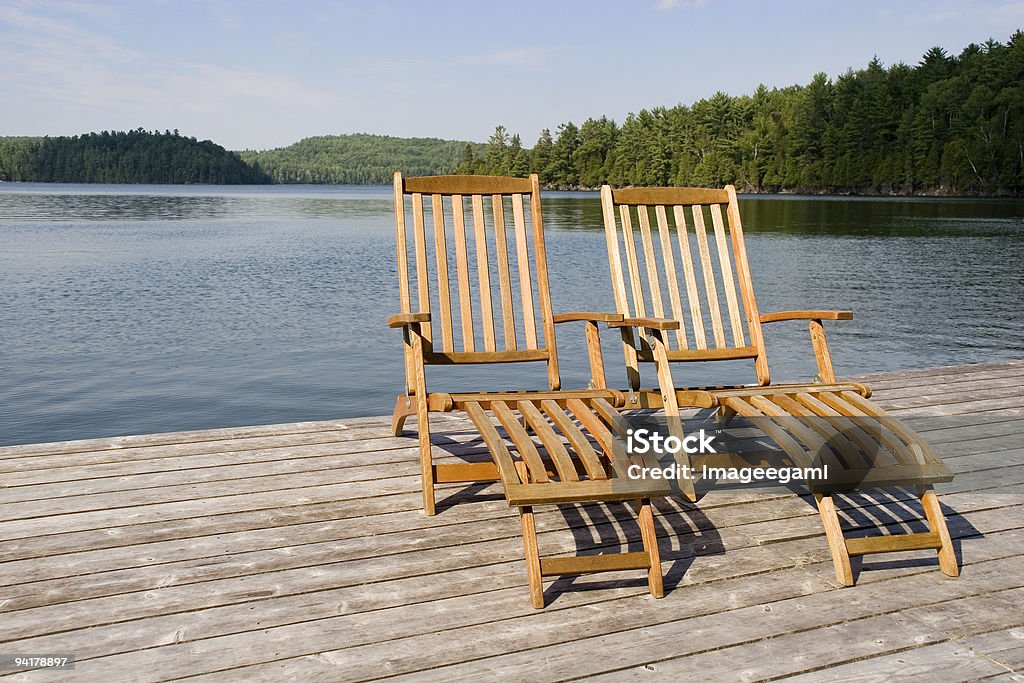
1, 183, 1022, 446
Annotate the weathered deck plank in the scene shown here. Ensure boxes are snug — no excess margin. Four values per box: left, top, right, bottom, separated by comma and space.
0, 360, 1022, 681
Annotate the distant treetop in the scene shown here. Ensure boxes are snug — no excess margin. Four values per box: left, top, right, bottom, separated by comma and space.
0, 129, 270, 184
457, 31, 1024, 196
238, 134, 483, 184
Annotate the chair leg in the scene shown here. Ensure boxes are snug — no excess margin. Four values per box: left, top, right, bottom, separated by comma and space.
677, 458, 698, 503
416, 403, 435, 516
519, 505, 545, 609
815, 493, 855, 586
392, 394, 416, 437
918, 485, 959, 577
636, 498, 664, 598
650, 330, 697, 503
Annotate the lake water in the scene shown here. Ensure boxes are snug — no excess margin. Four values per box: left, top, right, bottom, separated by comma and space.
1, 183, 1022, 446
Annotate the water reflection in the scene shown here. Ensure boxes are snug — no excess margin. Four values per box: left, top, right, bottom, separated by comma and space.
0, 183, 395, 221
542, 192, 1024, 237
0, 184, 1021, 446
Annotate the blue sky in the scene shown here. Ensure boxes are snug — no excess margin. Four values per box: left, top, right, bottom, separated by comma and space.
2, 0, 1022, 150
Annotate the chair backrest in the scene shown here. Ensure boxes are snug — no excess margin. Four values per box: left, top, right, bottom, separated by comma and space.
394, 173, 560, 389
600, 184, 770, 386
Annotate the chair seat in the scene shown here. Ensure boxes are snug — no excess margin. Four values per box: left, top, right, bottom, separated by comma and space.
713, 386, 953, 492
461, 395, 674, 506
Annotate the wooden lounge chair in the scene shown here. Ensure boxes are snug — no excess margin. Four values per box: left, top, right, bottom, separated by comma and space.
388, 173, 694, 607
599, 184, 959, 586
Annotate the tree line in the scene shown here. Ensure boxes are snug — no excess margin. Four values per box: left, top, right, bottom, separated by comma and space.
3, 33, 1019, 193
0, 129, 270, 184
458, 32, 1024, 195
239, 134, 482, 184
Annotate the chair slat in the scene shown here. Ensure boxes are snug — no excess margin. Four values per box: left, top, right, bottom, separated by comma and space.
528, 177, 559, 390
834, 392, 933, 465
815, 391, 918, 465
450, 195, 475, 352
393, 176, 411, 314
613, 186, 730, 206
636, 206, 666, 321
464, 402, 521, 485
746, 394, 843, 470
431, 194, 454, 352
601, 187, 631, 315
540, 399, 607, 480
710, 203, 746, 346
471, 194, 496, 352
768, 394, 868, 469
619, 205, 648, 321
590, 397, 632, 437
793, 392, 899, 468
655, 205, 687, 349
721, 397, 816, 469
491, 401, 548, 483
492, 195, 517, 350
691, 205, 726, 348
411, 192, 432, 344
512, 193, 538, 349
405, 174, 532, 195
724, 186, 768, 383
673, 205, 708, 349
518, 401, 579, 482
568, 398, 634, 478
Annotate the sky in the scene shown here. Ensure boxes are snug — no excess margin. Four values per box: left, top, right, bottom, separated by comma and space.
2, 0, 1022, 151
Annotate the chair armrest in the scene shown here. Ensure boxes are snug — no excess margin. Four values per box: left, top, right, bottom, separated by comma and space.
552, 311, 624, 324
760, 310, 852, 324
387, 312, 431, 328
608, 317, 681, 331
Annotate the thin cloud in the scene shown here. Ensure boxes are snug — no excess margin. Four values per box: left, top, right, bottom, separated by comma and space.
480, 46, 561, 67
0, 1, 344, 146
335, 46, 563, 76
655, 0, 713, 10
0, 4, 136, 61
906, 0, 1024, 26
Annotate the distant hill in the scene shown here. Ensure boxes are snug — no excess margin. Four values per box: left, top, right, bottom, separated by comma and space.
239, 134, 484, 184
0, 129, 270, 184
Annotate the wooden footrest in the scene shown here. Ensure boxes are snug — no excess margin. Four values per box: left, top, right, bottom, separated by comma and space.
845, 531, 943, 556
540, 551, 652, 577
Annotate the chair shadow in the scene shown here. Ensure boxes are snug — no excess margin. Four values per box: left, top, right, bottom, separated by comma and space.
412, 420, 727, 603
422, 427, 505, 513
802, 488, 975, 582
543, 498, 723, 604
417, 419, 973, 600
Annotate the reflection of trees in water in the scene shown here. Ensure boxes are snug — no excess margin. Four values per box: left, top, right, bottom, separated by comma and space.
0, 193, 232, 221
539, 195, 1022, 238
0, 193, 399, 222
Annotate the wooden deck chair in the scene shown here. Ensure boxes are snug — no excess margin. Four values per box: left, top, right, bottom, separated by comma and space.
599, 184, 959, 586
388, 173, 699, 607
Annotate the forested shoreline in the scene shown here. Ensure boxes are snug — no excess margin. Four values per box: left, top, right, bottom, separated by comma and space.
458, 33, 1024, 196
0, 130, 269, 184
238, 134, 482, 184
2, 33, 1021, 195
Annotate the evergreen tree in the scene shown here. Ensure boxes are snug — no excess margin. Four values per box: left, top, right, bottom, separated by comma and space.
546, 122, 581, 188
530, 129, 554, 184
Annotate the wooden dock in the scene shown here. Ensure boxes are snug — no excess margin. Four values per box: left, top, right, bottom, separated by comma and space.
1, 360, 1022, 681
